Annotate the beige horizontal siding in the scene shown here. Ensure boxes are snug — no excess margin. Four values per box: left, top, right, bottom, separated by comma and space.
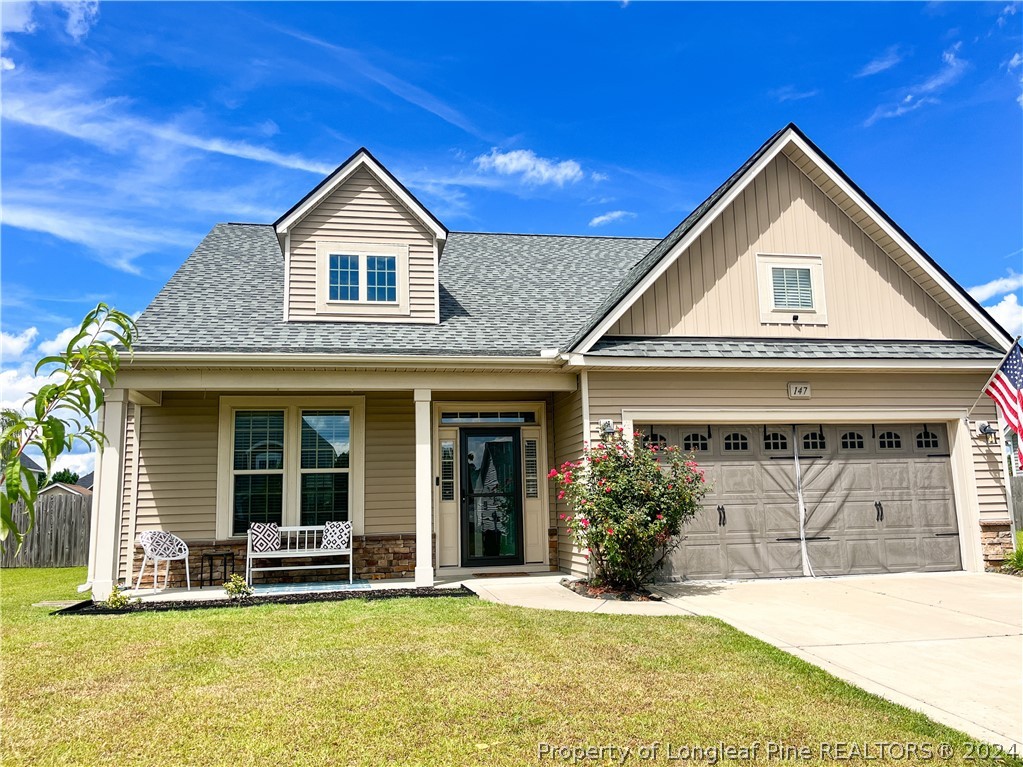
609, 153, 972, 341
135, 393, 219, 539
969, 399, 1008, 521
288, 167, 437, 321
364, 392, 415, 534
117, 404, 136, 582
552, 386, 587, 576
586, 370, 1008, 523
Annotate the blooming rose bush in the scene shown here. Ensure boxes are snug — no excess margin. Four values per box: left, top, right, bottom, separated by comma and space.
550, 428, 708, 591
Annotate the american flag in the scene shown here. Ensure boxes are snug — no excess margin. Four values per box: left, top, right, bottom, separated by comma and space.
985, 341, 1023, 455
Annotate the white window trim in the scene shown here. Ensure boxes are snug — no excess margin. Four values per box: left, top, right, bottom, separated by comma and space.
755, 253, 828, 326
315, 241, 410, 317
216, 396, 366, 539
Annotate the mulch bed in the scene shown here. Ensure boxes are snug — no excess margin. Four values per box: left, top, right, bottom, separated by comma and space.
561, 578, 662, 602
53, 585, 478, 615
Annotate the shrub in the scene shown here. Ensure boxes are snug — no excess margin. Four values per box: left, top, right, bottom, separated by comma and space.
550, 428, 708, 590
1002, 532, 1023, 576
224, 573, 254, 603
103, 583, 135, 610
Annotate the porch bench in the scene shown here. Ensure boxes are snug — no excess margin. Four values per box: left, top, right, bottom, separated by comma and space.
245, 523, 353, 584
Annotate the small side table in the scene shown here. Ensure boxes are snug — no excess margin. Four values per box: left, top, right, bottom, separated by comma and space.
200, 550, 235, 588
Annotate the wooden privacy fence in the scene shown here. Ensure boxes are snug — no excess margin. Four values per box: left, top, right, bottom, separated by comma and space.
0, 494, 92, 568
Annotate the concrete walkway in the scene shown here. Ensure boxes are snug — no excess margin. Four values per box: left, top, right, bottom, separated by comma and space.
466, 571, 1023, 751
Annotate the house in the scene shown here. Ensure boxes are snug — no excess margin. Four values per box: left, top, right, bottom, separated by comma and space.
84, 124, 1014, 599
78, 471, 95, 491
38, 482, 93, 498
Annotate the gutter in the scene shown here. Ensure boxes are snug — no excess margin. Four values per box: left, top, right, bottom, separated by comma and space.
561, 353, 1000, 372
126, 351, 567, 370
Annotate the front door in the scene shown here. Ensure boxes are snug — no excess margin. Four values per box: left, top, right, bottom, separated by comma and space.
460, 428, 524, 566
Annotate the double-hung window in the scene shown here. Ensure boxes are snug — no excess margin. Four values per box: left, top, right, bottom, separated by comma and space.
316, 241, 409, 316
218, 398, 365, 538
756, 253, 827, 325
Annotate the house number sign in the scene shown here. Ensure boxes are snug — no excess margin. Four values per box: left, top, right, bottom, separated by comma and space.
787, 382, 812, 399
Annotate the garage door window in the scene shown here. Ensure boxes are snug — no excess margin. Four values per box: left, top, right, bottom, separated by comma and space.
840, 431, 865, 451
682, 433, 708, 452
802, 431, 826, 451
915, 430, 939, 449
723, 432, 749, 452
644, 432, 667, 447
763, 432, 788, 451
878, 431, 902, 450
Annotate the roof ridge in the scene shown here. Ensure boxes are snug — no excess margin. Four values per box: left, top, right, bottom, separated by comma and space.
448, 230, 660, 241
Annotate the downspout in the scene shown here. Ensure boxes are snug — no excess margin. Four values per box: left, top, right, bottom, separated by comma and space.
792, 425, 814, 578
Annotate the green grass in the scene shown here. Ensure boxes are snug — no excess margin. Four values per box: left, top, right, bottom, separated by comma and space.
1, 569, 1019, 766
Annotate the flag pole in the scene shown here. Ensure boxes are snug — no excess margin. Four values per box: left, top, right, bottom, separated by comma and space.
966, 335, 1021, 418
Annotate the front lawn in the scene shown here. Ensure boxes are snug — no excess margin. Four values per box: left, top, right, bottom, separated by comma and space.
1, 569, 1017, 766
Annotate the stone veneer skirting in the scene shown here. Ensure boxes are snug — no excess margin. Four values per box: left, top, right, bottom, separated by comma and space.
127, 528, 562, 590
979, 519, 1015, 572
127, 533, 421, 589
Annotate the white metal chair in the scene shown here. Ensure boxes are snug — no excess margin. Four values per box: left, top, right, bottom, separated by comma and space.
135, 531, 191, 591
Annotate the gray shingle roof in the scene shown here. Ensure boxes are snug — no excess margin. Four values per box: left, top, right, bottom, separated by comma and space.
134, 225, 659, 356
587, 336, 1004, 360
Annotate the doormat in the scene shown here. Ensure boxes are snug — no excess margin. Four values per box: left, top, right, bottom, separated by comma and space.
470, 572, 531, 578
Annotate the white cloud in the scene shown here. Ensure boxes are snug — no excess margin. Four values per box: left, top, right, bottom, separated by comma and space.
769, 85, 819, 103
968, 271, 1023, 303
985, 293, 1023, 336
1008, 53, 1023, 70
998, 3, 1018, 27
865, 43, 966, 126
270, 24, 484, 140
0, 203, 200, 273
2, 83, 333, 175
589, 210, 636, 227
58, 0, 99, 41
1, 3, 37, 35
0, 327, 39, 361
0, 56, 13, 70
591, 171, 609, 182
856, 46, 903, 77
473, 148, 584, 186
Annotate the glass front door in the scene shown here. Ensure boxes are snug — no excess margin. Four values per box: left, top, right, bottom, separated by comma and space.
460, 428, 524, 566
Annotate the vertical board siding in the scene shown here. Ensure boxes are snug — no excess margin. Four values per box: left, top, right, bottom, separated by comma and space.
586, 370, 1009, 523
553, 387, 588, 576
0, 496, 92, 568
116, 403, 136, 581
609, 154, 972, 341
288, 167, 437, 321
364, 392, 416, 534
135, 393, 219, 539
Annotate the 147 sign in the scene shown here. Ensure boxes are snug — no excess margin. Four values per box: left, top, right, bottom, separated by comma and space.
788, 382, 812, 399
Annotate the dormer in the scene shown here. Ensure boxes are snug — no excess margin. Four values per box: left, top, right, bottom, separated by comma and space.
275, 149, 447, 324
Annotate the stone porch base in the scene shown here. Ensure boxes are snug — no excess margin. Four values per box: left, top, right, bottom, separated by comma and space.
980, 519, 1015, 572
126, 528, 562, 589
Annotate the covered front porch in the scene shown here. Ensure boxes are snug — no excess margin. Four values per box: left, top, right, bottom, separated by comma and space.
86, 360, 580, 600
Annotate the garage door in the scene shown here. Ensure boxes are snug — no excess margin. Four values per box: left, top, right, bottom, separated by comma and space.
640, 424, 961, 580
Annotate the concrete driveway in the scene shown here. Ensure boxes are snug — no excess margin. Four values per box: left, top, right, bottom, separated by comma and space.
653, 572, 1023, 750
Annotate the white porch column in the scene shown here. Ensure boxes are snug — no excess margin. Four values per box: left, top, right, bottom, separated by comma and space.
414, 388, 434, 587
90, 389, 128, 600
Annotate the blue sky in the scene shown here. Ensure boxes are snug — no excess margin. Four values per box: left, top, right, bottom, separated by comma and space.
1, 1, 1022, 473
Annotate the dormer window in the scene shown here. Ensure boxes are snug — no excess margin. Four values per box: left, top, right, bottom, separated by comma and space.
316, 241, 409, 317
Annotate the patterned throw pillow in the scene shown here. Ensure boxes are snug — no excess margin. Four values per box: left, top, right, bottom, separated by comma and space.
249, 523, 280, 553
322, 521, 352, 550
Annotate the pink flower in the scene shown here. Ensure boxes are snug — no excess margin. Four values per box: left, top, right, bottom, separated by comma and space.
604, 486, 613, 494
557, 490, 565, 500
559, 513, 565, 520
581, 518, 589, 527
547, 468, 558, 480
667, 484, 673, 490
607, 528, 614, 535
656, 514, 663, 520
